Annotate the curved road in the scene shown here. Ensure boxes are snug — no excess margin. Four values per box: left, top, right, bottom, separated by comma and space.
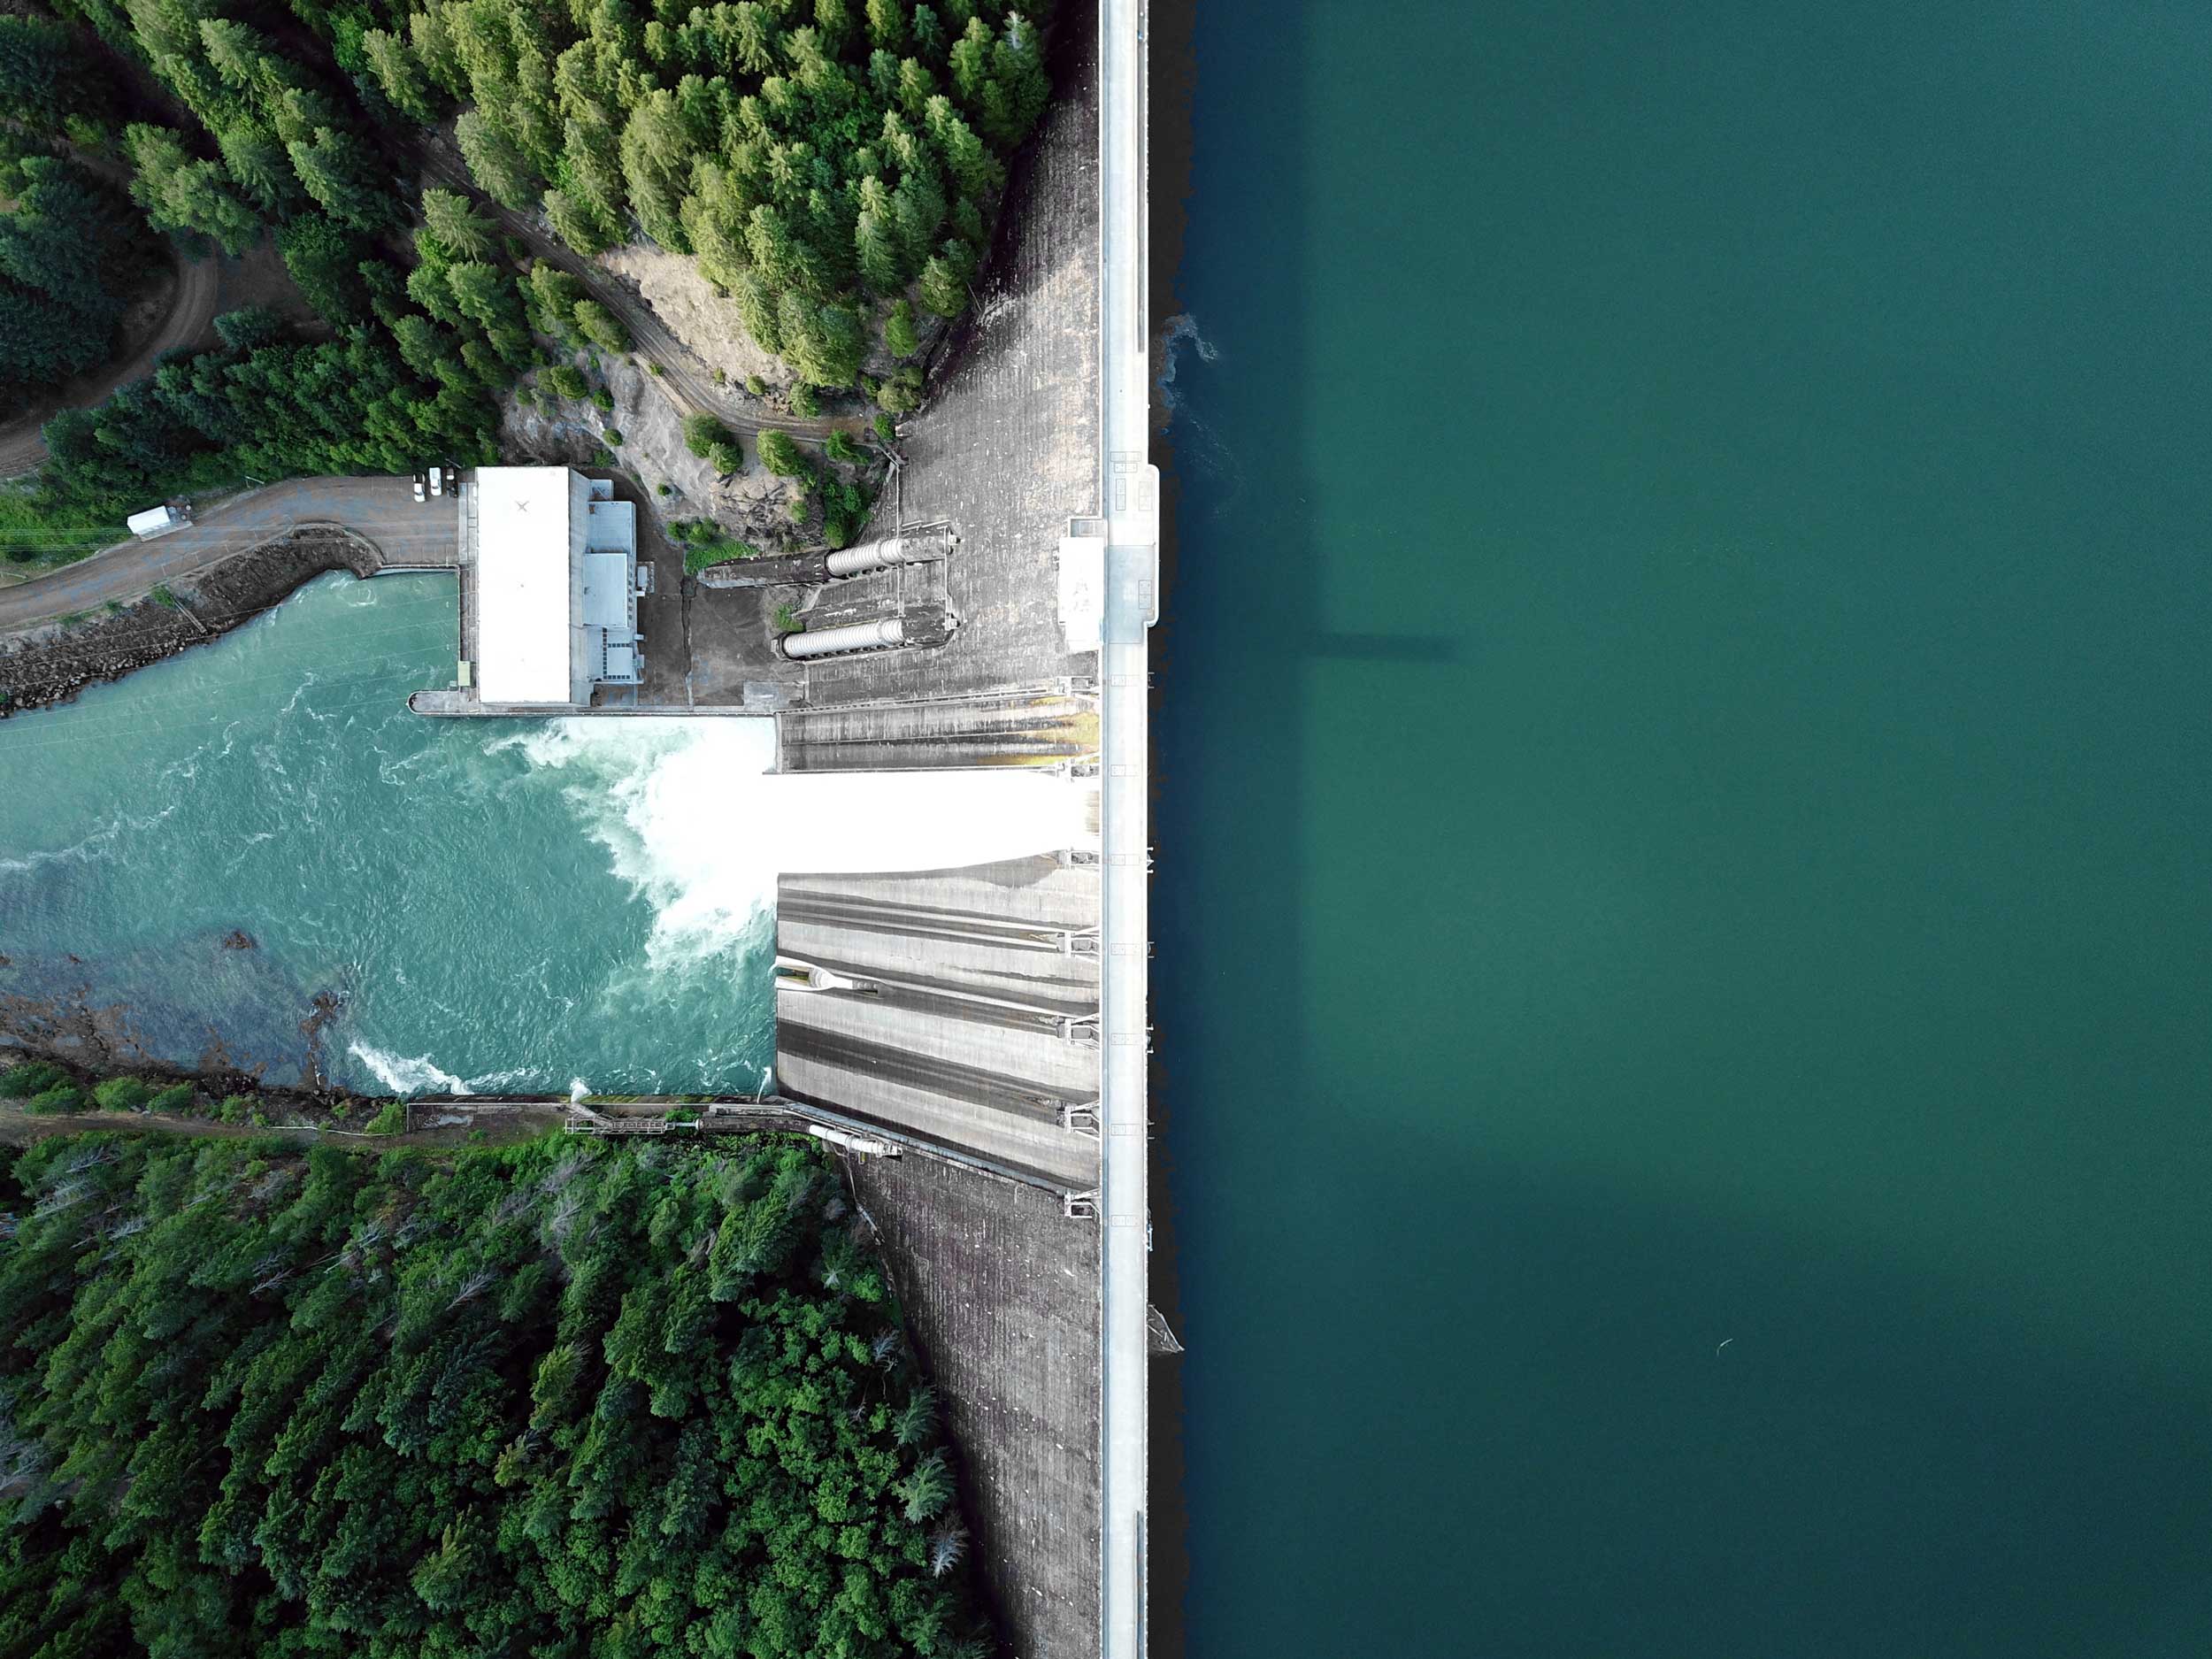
0, 476, 457, 631
412, 140, 851, 446
0, 247, 223, 479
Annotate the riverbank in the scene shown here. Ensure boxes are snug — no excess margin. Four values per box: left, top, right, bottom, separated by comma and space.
0, 524, 388, 715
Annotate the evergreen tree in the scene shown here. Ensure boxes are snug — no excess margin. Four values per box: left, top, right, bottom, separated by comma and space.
757, 427, 805, 475
125, 123, 264, 257
454, 108, 538, 210
275, 213, 373, 323
0, 280, 89, 390
0, 16, 111, 135
197, 17, 277, 94
421, 186, 498, 258
885, 294, 918, 357
523, 260, 588, 337
544, 184, 618, 254
216, 121, 297, 216
917, 238, 972, 317
285, 127, 390, 230
572, 298, 630, 350
865, 0, 907, 50
362, 27, 437, 122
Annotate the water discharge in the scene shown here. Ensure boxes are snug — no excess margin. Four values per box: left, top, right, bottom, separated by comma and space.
0, 572, 1087, 1095
503, 718, 1092, 972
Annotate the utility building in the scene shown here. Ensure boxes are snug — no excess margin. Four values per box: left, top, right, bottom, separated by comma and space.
468, 467, 641, 707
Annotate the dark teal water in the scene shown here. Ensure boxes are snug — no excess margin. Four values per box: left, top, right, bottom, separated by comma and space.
1156, 4, 2212, 1653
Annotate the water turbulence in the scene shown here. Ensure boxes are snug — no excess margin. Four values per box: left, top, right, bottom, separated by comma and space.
511, 718, 1094, 972
0, 572, 1087, 1096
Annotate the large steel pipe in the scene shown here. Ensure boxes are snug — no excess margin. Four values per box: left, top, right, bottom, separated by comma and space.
779, 617, 906, 659
825, 534, 931, 578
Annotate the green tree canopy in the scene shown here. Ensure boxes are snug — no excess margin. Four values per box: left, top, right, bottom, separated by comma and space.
0, 1132, 996, 1659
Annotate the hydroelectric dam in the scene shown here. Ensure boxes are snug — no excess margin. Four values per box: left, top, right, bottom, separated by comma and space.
0, 1, 1158, 1652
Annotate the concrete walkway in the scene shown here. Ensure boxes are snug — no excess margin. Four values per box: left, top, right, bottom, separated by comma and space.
0, 477, 459, 631
1097, 0, 1160, 1653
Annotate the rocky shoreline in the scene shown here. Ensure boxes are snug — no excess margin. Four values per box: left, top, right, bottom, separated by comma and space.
0, 525, 383, 717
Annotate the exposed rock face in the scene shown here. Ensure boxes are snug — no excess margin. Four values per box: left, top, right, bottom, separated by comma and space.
500, 350, 809, 550
595, 243, 795, 394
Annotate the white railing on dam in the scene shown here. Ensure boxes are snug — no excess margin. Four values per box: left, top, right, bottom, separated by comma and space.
1098, 0, 1158, 1654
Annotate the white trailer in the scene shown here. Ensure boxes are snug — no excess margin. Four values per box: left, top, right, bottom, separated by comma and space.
126, 504, 185, 540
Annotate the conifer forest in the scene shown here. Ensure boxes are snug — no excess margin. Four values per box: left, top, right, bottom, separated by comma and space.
0, 1131, 994, 1657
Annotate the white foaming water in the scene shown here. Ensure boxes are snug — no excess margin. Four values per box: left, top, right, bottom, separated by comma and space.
501, 717, 1094, 968
349, 1041, 468, 1096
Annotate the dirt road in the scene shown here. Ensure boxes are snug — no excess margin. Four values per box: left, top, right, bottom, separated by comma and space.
0, 476, 458, 631
0, 234, 320, 479
412, 142, 852, 446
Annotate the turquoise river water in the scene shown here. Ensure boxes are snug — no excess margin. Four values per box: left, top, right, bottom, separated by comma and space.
0, 572, 1087, 1094
1156, 1, 2211, 1655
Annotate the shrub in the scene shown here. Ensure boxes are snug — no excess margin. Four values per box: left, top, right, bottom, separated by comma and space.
744, 375, 766, 396
148, 1084, 196, 1113
547, 365, 588, 401
772, 603, 803, 633
655, 482, 671, 495
1, 1062, 68, 1099
217, 1095, 253, 1125
590, 387, 614, 412
872, 412, 898, 445
25, 1087, 84, 1115
602, 428, 623, 447
93, 1076, 154, 1111
825, 431, 864, 465
788, 384, 819, 418
364, 1101, 407, 1135
150, 584, 178, 608
681, 536, 762, 575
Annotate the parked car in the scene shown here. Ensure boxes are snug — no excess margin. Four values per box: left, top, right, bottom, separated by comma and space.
412, 474, 426, 502
444, 465, 458, 495
429, 465, 443, 497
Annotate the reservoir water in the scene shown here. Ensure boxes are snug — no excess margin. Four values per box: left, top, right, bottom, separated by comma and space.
0, 572, 1087, 1094
1156, 2, 2212, 1655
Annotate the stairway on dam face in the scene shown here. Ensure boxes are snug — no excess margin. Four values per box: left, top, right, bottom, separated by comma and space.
773, 854, 1103, 1191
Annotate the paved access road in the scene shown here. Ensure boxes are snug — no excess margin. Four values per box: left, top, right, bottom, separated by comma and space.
0, 477, 459, 632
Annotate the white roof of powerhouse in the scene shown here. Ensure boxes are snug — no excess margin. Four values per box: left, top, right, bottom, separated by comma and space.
474, 467, 580, 704
581, 552, 632, 630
